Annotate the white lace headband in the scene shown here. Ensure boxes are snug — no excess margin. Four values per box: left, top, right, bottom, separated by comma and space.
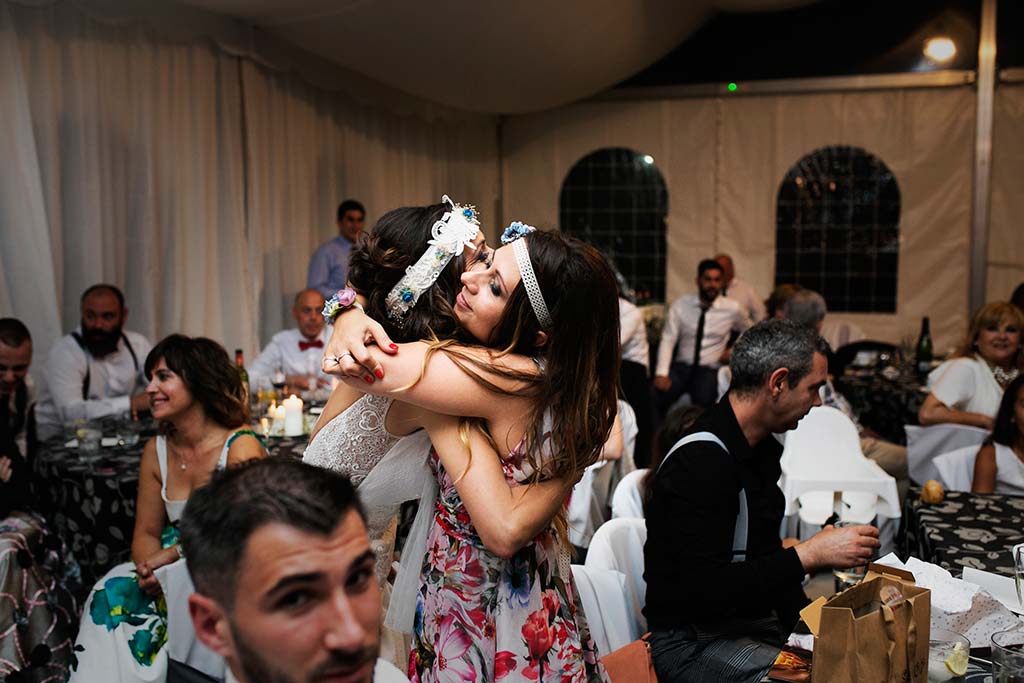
512, 237, 553, 330
385, 195, 480, 324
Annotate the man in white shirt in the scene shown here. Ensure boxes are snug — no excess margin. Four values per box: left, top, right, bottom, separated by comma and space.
716, 253, 766, 323
181, 459, 408, 683
35, 284, 152, 438
655, 259, 751, 412
249, 289, 333, 390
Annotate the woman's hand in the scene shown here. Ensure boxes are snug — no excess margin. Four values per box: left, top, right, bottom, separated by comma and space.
134, 547, 178, 597
0, 456, 12, 483
321, 307, 397, 381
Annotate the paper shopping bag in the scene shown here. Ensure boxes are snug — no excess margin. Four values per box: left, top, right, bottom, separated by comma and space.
800, 564, 930, 683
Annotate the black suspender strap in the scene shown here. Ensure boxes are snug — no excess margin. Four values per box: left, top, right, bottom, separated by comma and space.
70, 332, 139, 400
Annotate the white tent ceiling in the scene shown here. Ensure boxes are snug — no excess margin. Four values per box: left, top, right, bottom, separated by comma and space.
179, 0, 818, 114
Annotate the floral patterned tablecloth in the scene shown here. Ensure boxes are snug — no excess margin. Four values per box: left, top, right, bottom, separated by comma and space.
32, 432, 308, 590
903, 488, 1024, 577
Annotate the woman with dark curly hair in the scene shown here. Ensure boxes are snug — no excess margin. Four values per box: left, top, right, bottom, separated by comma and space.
71, 335, 265, 683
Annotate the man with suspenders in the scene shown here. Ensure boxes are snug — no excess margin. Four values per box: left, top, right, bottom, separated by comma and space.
35, 284, 152, 438
644, 319, 880, 682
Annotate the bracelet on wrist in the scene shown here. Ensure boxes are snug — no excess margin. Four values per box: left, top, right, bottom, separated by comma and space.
322, 287, 363, 324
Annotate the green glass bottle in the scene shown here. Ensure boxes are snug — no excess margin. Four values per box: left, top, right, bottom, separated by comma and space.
915, 317, 933, 377
235, 348, 250, 401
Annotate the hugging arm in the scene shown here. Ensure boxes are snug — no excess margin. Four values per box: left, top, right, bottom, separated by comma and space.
339, 341, 535, 421
422, 413, 572, 558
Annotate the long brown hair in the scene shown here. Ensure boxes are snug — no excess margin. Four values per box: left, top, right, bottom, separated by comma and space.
953, 302, 1024, 372
433, 232, 621, 540
144, 335, 249, 431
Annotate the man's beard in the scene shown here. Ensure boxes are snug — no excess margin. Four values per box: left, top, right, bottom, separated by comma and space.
229, 620, 377, 683
81, 323, 122, 358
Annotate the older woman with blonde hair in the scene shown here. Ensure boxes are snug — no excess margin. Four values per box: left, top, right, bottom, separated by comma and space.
919, 302, 1024, 430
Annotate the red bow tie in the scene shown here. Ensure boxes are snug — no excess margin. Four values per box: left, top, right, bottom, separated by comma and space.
298, 339, 324, 351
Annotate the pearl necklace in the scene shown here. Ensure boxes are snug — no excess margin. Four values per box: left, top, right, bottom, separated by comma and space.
991, 363, 1020, 388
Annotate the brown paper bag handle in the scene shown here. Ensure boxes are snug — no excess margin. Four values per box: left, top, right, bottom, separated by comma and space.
881, 602, 918, 682
882, 604, 898, 680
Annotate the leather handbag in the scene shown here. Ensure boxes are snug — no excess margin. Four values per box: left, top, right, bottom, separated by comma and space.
600, 632, 658, 683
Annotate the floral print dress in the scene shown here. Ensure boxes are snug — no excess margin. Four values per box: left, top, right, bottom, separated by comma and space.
408, 444, 608, 683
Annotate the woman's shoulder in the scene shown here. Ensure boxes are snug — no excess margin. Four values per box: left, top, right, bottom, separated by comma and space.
225, 428, 266, 465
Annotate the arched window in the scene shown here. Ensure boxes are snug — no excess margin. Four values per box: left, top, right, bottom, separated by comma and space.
559, 148, 668, 303
775, 146, 900, 313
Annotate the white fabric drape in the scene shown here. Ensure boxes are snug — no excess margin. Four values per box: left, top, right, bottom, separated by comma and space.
502, 88, 978, 351
0, 0, 498, 371
989, 83, 1024, 304
240, 60, 499, 342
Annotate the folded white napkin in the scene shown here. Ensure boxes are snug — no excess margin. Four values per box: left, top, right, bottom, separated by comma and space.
962, 567, 1024, 616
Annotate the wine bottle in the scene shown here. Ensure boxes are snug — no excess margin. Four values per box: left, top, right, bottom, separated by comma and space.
235, 348, 250, 401
915, 317, 933, 376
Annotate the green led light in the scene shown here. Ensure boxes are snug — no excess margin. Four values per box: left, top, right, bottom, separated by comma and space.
727, 82, 738, 92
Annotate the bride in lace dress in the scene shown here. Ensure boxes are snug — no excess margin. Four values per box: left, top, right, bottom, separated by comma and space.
321, 218, 620, 682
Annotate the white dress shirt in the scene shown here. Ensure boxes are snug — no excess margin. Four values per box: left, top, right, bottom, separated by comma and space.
248, 326, 334, 385
35, 328, 152, 436
655, 294, 751, 377
723, 276, 766, 323
619, 298, 649, 371
927, 356, 1004, 417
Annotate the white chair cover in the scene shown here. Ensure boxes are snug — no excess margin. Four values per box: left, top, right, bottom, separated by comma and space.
934, 444, 980, 492
906, 423, 988, 485
584, 518, 648, 634
570, 565, 637, 655
569, 402, 639, 548
617, 399, 639, 472
779, 406, 900, 530
568, 460, 611, 548
155, 559, 225, 681
610, 468, 648, 519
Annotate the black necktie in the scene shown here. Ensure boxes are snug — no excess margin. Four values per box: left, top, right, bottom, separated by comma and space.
693, 304, 709, 367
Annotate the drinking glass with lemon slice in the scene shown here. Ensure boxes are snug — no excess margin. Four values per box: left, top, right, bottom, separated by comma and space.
927, 629, 969, 682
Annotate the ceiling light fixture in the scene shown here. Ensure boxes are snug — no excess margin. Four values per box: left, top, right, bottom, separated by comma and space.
924, 37, 956, 63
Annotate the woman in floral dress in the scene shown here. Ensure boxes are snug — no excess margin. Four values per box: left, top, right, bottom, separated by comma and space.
332, 227, 621, 682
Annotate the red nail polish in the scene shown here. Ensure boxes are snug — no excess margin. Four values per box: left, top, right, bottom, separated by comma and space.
375, 369, 384, 379
389, 343, 399, 351
364, 376, 373, 384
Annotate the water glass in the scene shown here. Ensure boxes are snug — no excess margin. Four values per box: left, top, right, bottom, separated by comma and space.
927, 629, 969, 682
77, 427, 102, 461
992, 629, 1024, 683
832, 520, 874, 592
115, 411, 143, 447
1014, 544, 1024, 612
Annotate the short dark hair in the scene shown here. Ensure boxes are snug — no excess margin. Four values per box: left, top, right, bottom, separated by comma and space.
144, 335, 249, 430
180, 459, 364, 608
1011, 282, 1024, 312
337, 199, 365, 221
697, 259, 723, 278
991, 375, 1024, 448
0, 318, 31, 348
81, 283, 126, 309
730, 319, 831, 397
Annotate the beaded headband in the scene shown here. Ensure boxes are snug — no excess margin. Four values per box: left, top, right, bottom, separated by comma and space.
385, 195, 480, 324
512, 237, 553, 331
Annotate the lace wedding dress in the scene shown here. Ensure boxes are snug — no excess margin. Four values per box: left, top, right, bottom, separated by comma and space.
303, 393, 436, 668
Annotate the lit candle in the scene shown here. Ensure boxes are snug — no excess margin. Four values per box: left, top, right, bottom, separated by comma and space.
271, 404, 286, 434
266, 400, 277, 418
283, 394, 304, 437
260, 417, 270, 437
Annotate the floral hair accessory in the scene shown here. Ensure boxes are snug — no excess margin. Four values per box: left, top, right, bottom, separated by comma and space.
385, 195, 481, 324
501, 221, 536, 245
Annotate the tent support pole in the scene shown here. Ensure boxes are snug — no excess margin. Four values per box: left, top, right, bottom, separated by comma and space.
970, 0, 997, 313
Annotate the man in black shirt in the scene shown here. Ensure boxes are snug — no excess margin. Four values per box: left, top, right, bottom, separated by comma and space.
644, 319, 880, 682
